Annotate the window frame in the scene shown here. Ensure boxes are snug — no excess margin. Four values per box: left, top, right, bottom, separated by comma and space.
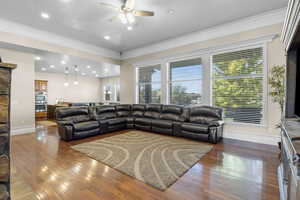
167, 57, 204, 105
210, 44, 268, 126
135, 63, 163, 104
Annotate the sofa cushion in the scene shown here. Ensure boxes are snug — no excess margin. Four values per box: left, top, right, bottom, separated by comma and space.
189, 106, 222, 124
160, 105, 183, 121
135, 118, 151, 126
108, 118, 127, 125
151, 119, 173, 129
100, 118, 127, 125
56, 107, 89, 120
95, 106, 117, 120
73, 121, 99, 132
132, 104, 145, 117
116, 104, 131, 117
64, 115, 90, 123
126, 117, 134, 124
144, 104, 162, 119
181, 123, 209, 134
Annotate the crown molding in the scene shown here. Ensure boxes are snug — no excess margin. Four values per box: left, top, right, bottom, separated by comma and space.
121, 7, 287, 60
0, 18, 121, 60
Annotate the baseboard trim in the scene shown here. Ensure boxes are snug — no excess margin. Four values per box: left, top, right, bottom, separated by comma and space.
223, 132, 280, 146
11, 127, 35, 136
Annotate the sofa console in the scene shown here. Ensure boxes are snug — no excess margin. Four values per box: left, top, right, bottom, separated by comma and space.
56, 104, 224, 144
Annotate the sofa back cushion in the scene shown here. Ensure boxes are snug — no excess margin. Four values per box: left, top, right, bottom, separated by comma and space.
116, 104, 131, 117
189, 106, 223, 124
132, 104, 145, 117
160, 105, 183, 121
56, 107, 90, 123
95, 106, 117, 120
144, 104, 162, 119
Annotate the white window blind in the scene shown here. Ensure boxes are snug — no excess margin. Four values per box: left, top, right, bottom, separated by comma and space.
212, 47, 264, 124
169, 58, 203, 105
137, 65, 161, 104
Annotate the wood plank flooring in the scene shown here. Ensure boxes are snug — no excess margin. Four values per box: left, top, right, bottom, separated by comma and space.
11, 124, 280, 200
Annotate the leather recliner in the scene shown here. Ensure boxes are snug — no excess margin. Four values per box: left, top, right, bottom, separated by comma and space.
56, 104, 224, 144
115, 104, 134, 129
135, 104, 162, 131
152, 105, 184, 135
177, 106, 224, 143
94, 106, 127, 133
56, 107, 100, 141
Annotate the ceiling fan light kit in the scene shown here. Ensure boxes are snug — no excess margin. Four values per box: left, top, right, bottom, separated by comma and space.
99, 0, 154, 27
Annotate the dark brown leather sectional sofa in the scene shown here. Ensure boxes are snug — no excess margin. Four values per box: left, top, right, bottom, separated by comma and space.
56, 104, 224, 144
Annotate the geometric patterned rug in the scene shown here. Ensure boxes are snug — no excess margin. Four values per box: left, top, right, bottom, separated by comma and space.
71, 131, 212, 190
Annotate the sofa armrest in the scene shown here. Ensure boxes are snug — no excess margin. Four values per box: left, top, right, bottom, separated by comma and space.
208, 120, 224, 127
58, 125, 73, 141
208, 122, 224, 144
57, 120, 74, 126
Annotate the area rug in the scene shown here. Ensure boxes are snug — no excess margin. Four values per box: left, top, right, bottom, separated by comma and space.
71, 131, 212, 190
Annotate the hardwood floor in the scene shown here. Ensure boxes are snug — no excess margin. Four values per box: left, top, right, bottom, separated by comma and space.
11, 124, 280, 200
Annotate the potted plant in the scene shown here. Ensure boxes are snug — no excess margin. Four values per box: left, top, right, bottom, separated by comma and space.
268, 65, 286, 124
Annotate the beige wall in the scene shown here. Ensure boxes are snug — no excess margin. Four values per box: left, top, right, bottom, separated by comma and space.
120, 23, 286, 145
0, 48, 35, 134
35, 72, 102, 104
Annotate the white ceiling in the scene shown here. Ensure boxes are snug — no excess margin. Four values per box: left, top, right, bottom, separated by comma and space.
0, 42, 120, 78
34, 51, 120, 78
0, 0, 288, 52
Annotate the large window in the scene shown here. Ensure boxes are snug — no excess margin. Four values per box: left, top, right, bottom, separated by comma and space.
169, 58, 203, 105
212, 47, 264, 124
137, 65, 161, 104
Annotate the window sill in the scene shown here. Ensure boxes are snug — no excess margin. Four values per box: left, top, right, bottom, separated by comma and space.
225, 121, 268, 128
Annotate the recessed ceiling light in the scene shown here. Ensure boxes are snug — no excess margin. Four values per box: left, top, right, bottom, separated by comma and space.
86, 65, 91, 69
168, 9, 175, 14
61, 60, 66, 65
73, 81, 79, 85
95, 74, 99, 77
50, 65, 55, 68
104, 36, 110, 40
81, 72, 86, 76
41, 12, 50, 19
64, 82, 69, 87
127, 26, 133, 31
41, 67, 47, 71
35, 56, 41, 60
92, 71, 96, 74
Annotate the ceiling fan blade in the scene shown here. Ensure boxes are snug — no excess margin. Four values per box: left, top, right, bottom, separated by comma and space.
97, 2, 120, 10
133, 10, 154, 16
124, 0, 135, 10
108, 16, 120, 22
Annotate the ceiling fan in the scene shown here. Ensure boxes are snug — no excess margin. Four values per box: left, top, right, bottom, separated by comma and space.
98, 0, 154, 25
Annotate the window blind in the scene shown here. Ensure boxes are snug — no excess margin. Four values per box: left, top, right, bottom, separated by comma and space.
169, 58, 203, 105
138, 65, 161, 104
212, 47, 264, 124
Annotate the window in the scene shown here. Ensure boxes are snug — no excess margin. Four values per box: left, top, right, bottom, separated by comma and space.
104, 85, 113, 101
212, 47, 264, 124
137, 65, 161, 104
103, 84, 120, 102
169, 58, 203, 105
